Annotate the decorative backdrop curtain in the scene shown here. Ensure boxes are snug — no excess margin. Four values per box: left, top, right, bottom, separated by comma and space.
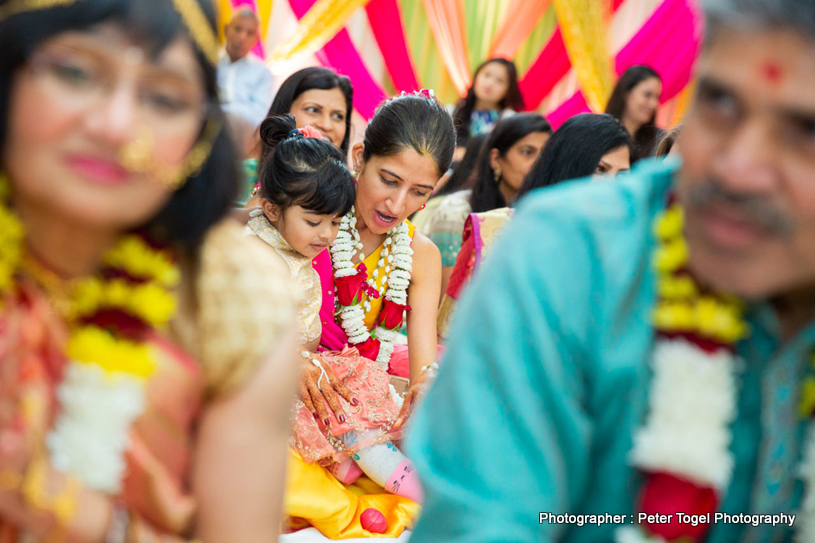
365, 0, 421, 93
552, 0, 614, 112
285, 0, 388, 119
518, 28, 570, 112
546, 0, 701, 128
421, 0, 471, 97
488, 0, 551, 61
268, 0, 372, 65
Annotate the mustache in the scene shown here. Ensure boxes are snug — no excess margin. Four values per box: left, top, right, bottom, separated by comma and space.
684, 179, 795, 238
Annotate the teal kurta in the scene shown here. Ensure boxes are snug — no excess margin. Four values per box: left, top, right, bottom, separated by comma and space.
407, 159, 812, 543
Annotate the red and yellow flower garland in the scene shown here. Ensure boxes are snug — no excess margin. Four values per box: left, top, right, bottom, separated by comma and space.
0, 173, 179, 497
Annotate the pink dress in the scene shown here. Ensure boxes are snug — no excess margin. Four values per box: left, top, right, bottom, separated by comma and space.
244, 212, 403, 466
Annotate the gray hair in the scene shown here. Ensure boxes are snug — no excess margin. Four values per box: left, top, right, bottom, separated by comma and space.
702, 0, 815, 44
229, 7, 259, 25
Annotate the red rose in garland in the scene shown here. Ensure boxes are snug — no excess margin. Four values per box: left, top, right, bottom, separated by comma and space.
334, 264, 368, 306
377, 300, 410, 330
639, 473, 717, 541
356, 336, 381, 361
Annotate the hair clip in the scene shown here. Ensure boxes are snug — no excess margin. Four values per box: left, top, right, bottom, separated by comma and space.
398, 89, 439, 104
299, 126, 324, 140
287, 128, 304, 139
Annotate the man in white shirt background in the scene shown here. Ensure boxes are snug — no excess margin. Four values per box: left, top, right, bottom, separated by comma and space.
217, 8, 275, 128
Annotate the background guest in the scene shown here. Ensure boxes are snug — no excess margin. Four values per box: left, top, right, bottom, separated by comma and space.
217, 8, 274, 128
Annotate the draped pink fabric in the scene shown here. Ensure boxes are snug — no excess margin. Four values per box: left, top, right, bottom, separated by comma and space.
365, 0, 421, 93
288, 0, 389, 119
545, 0, 701, 128
421, 0, 471, 97
546, 92, 589, 130
518, 28, 570, 112
487, 0, 551, 60
615, 0, 703, 100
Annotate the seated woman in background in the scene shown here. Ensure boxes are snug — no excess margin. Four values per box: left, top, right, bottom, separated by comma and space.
426, 114, 551, 295
605, 65, 663, 161
239, 67, 354, 206
451, 58, 524, 157
438, 113, 632, 338
411, 133, 488, 234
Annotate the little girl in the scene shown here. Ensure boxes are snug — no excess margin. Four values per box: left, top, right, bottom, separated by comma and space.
245, 113, 423, 503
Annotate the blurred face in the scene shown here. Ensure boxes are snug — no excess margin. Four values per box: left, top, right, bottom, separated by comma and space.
593, 145, 631, 179
624, 77, 662, 127
352, 144, 440, 235
678, 28, 815, 299
224, 15, 259, 61
262, 200, 341, 259
473, 62, 510, 108
290, 88, 348, 148
3, 23, 206, 232
493, 131, 550, 192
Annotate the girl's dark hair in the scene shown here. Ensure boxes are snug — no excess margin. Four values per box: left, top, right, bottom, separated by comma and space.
431, 133, 488, 200
516, 113, 632, 201
469, 113, 552, 213
362, 94, 456, 178
655, 123, 681, 158
452, 58, 524, 146
0, 0, 238, 252
605, 65, 662, 160
258, 114, 354, 217
266, 67, 353, 155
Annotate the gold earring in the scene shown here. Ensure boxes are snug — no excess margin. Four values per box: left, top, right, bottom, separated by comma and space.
119, 126, 155, 175
494, 167, 502, 183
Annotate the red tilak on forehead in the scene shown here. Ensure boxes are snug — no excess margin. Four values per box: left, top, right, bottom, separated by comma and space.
761, 62, 784, 84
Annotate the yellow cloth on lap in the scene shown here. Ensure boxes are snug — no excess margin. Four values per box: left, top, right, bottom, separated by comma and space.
284, 450, 420, 539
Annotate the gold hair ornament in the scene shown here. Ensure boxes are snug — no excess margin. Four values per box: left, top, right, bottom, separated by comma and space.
170, 0, 220, 66
0, 0, 220, 67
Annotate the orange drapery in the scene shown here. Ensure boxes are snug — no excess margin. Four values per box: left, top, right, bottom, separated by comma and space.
421, 0, 471, 97
487, 0, 551, 60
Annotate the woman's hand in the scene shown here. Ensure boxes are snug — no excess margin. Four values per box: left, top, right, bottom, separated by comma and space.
393, 369, 434, 429
299, 355, 358, 425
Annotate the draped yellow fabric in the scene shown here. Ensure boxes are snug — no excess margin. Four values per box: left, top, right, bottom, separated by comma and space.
552, 0, 614, 112
358, 221, 416, 331
284, 450, 420, 538
421, 0, 471, 97
268, 0, 374, 65
256, 0, 274, 40
215, 0, 232, 43
487, 0, 551, 61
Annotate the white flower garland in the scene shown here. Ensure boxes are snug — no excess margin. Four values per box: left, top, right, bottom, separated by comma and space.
332, 206, 413, 369
47, 362, 148, 493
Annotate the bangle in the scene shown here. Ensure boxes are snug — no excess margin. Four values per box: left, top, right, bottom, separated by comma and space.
420, 363, 439, 375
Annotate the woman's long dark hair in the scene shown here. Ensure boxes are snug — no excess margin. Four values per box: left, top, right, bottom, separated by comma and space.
452, 58, 524, 146
605, 65, 662, 160
0, 0, 239, 253
266, 67, 353, 155
469, 113, 551, 213
430, 133, 488, 200
516, 113, 631, 201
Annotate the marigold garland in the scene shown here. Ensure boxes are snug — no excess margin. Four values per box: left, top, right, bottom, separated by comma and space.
618, 201, 815, 543
0, 172, 179, 493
